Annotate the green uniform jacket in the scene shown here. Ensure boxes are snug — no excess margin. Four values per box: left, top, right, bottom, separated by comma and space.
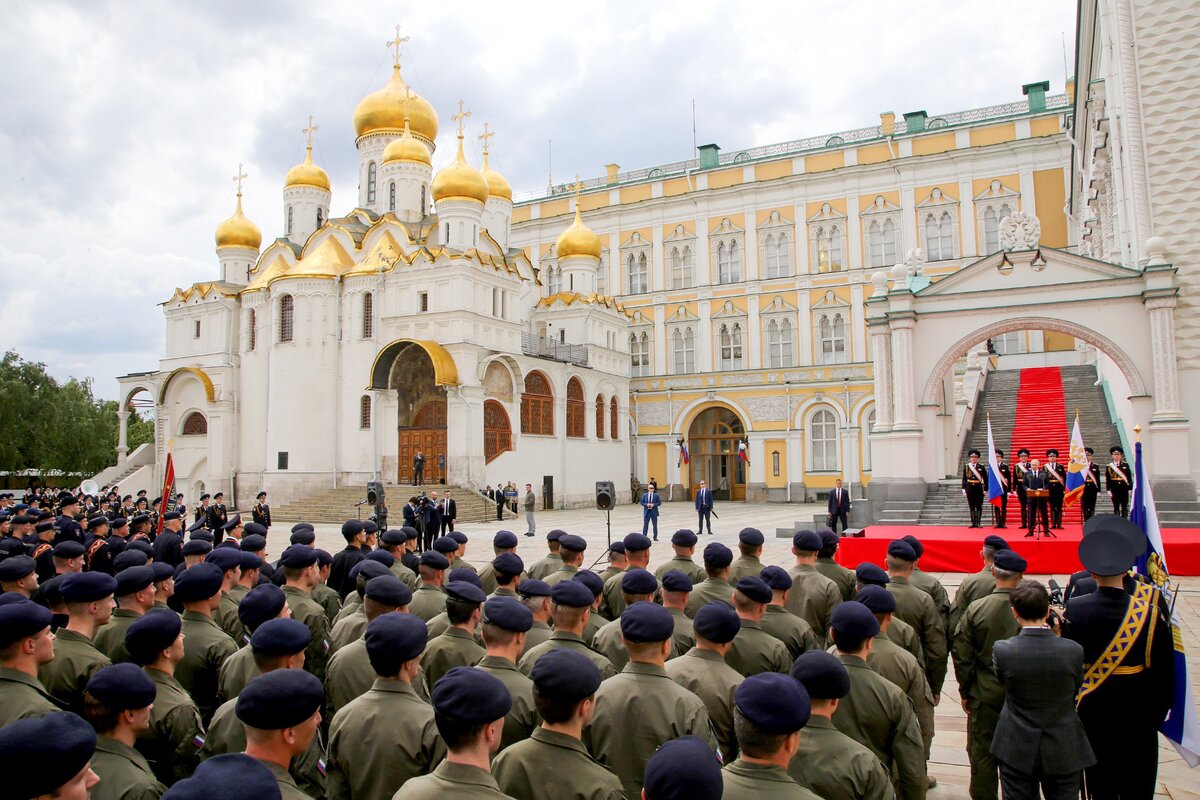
427, 613, 485, 644
477, 563, 500, 596
328, 607, 368, 654
94, 608, 141, 664
283, 586, 331, 682
600, 571, 660, 620
422, 628, 486, 687
520, 621, 553, 657
887, 576, 947, 694
90, 735, 166, 800
949, 568, 997, 638
788, 715, 891, 800
176, 611, 238, 722
216, 587, 248, 642
887, 616, 925, 668
722, 759, 822, 800
475, 656, 539, 753
217, 645, 257, 701
392, 760, 513, 800
203, 693, 325, 798
519, 631, 616, 680
653, 556, 706, 587
596, 566, 624, 586
543, 565, 579, 586
136, 667, 205, 786
582, 610, 604, 646
816, 556, 857, 601
333, 594, 363, 625
492, 727, 625, 800
325, 638, 434, 715
327, 678, 445, 800
390, 561, 420, 590
262, 758, 312, 800
760, 605, 819, 660
831, 653, 926, 800
865, 634, 936, 756
0, 666, 60, 727
592, 618, 677, 672
666, 607, 695, 657
728, 555, 764, 583
664, 647, 743, 763
909, 568, 951, 638
451, 556, 477, 574
313, 582, 344, 624
725, 619, 793, 677
684, 578, 733, 618
525, 553, 562, 582
784, 564, 841, 645
38, 627, 111, 714
584, 661, 718, 798
951, 587, 1019, 707
409, 586, 448, 622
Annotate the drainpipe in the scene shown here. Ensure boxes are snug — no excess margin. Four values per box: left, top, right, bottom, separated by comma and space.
785, 382, 792, 503
667, 388, 673, 501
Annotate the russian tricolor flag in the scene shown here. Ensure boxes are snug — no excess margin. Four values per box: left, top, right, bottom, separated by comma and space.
986, 417, 1006, 506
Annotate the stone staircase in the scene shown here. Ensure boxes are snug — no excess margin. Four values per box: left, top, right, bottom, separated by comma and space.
271, 485, 519, 526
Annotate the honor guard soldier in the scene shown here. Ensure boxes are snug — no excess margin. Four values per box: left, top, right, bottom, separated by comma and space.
1105, 445, 1132, 517
421, 581, 487, 687
251, 491, 271, 530
0, 599, 59, 726
174, 563, 239, 723
1065, 521, 1174, 799
722, 672, 822, 800
962, 449, 986, 528
492, 648, 624, 800
759, 566, 820, 660
685, 542, 736, 618
1044, 450, 1067, 529
477, 531, 520, 595
654, 529, 707, 587
39, 572, 117, 715
1080, 447, 1102, 522
84, 663, 168, 800
0, 710, 100, 800
666, 602, 745, 762
992, 450, 1011, 528
474, 596, 538, 753
644, 735, 724, 800
725, 576, 792, 677
194, 494, 212, 530
236, 669, 324, 800
1013, 449, 1031, 528
519, 580, 615, 679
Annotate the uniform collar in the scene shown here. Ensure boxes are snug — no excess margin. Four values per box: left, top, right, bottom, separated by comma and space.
726, 759, 794, 782
477, 654, 518, 671
531, 727, 590, 754
0, 666, 51, 693
738, 617, 763, 631
95, 736, 155, 774
667, 607, 688, 618
262, 758, 301, 789
370, 677, 419, 695
684, 647, 725, 663
549, 630, 585, 643
433, 760, 503, 789
804, 715, 837, 730
181, 610, 220, 627
836, 653, 870, 670
442, 627, 476, 641
621, 661, 668, 678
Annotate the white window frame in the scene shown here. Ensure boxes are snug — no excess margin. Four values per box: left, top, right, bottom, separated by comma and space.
627, 252, 649, 294
817, 312, 848, 364
671, 327, 696, 374
809, 408, 840, 472
766, 317, 794, 368
917, 188, 960, 261
630, 331, 652, 377
862, 409, 876, 471
759, 211, 795, 279
974, 180, 1021, 255
669, 245, 694, 289
716, 322, 744, 370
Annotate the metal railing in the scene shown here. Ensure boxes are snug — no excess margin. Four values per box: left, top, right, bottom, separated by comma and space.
521, 332, 590, 366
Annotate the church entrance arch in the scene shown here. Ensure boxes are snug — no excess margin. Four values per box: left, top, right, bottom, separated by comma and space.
686, 405, 747, 501
370, 339, 459, 485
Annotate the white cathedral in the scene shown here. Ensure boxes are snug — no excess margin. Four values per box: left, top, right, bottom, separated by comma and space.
110, 48, 632, 509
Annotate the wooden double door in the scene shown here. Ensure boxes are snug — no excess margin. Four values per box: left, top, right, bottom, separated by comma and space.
398, 400, 446, 485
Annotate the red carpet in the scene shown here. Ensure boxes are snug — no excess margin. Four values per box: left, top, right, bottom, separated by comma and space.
1006, 366, 1079, 526
836, 525, 1200, 575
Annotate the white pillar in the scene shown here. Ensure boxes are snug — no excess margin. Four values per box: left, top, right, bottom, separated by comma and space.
890, 314, 918, 430
1146, 296, 1183, 419
869, 323, 894, 432
117, 408, 129, 463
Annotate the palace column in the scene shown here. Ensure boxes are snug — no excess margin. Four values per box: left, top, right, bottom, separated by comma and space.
889, 312, 919, 430
1145, 294, 1182, 421
868, 318, 894, 432
117, 408, 129, 463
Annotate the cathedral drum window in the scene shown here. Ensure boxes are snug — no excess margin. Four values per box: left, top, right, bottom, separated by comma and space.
610, 397, 619, 441
181, 412, 208, 436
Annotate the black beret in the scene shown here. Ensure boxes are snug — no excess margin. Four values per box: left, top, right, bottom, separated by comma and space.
620, 601, 674, 643
607, 541, 626, 555
735, 576, 772, 604
129, 514, 150, 526
983, 535, 1009, 551
660, 570, 693, 593
738, 527, 765, 546
901, 535, 924, 559
531, 647, 601, 702
445, 581, 486, 604
35, 520, 55, 533
703, 542, 733, 568
432, 537, 458, 555
127, 539, 154, 556
557, 534, 587, 553
483, 596, 533, 632
402, 527, 420, 541
236, 669, 324, 729
365, 612, 427, 675
238, 584, 287, 631
993, 549, 1027, 572
162, 511, 181, 521
546, 530, 565, 542
0, 599, 52, 647
449, 568, 483, 589
0, 711, 97, 799
87, 515, 109, 530
289, 529, 316, 546
830, 601, 881, 639
644, 735, 723, 800
149, 561, 175, 582
162, 753, 282, 800
113, 550, 149, 571
620, 569, 658, 596
735, 672, 811, 733
205, 548, 242, 572
790, 650, 851, 699
550, 580, 594, 608
114, 565, 156, 597
60, 572, 117, 604
572, 569, 603, 596
314, 549, 333, 568
173, 562, 224, 603
693, 602, 740, 644
365, 575, 413, 607
432, 666, 512, 723
886, 540, 917, 562
759, 565, 792, 591
52, 541, 85, 559
188, 522, 211, 538
855, 562, 890, 586
349, 560, 391, 582
855, 584, 896, 614
180, 540, 212, 557
492, 552, 523, 576
792, 530, 822, 551
380, 529, 406, 546
670, 529, 698, 547
450, 531, 468, 545
110, 517, 128, 530
40, 575, 64, 606
0, 555, 35, 582
86, 662, 156, 709
419, 551, 449, 570
250, 618, 311, 656
239, 552, 262, 570
493, 530, 518, 549
125, 609, 182, 664
291, 523, 314, 534
517, 579, 551, 598
278, 545, 318, 569
818, 528, 840, 549
243, 523, 268, 540
622, 533, 652, 552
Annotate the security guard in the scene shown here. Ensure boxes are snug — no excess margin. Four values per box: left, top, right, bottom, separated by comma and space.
519, 580, 616, 679
544, 534, 586, 585
421, 581, 487, 687
1045, 450, 1067, 529
492, 648, 624, 800
174, 562, 239, 722
475, 596, 538, 753
83, 662, 168, 800
886, 540, 948, 704
237, 669, 325, 800
653, 529, 707, 586
789, 651, 892, 800
1105, 446, 1132, 517
476, 531, 521, 595
784, 531, 841, 646
665, 601, 744, 762
279, 546, 331, 682
815, 528, 856, 601
0, 599, 59, 725
759, 566, 820, 660
685, 542, 736, 617
722, 672, 823, 799
0, 710, 100, 799
1081, 447, 1102, 522
725, 576, 792, 677
643, 735, 724, 800
217, 583, 290, 702
962, 449, 986, 528
949, 535, 1007, 633
39, 571, 116, 714
728, 528, 766, 582
592, 569, 660, 670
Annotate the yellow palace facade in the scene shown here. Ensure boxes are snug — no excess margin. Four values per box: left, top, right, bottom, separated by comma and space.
511, 81, 1073, 503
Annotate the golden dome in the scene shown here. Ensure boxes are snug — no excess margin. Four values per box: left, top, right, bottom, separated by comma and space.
480, 150, 512, 201
284, 146, 331, 190
382, 118, 431, 166
215, 194, 262, 250
353, 65, 438, 144
555, 205, 602, 259
431, 135, 488, 205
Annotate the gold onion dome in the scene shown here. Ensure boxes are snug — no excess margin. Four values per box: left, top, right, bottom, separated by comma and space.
284, 146, 331, 190
353, 65, 438, 143
555, 205, 602, 259
431, 134, 489, 204
481, 150, 512, 201
215, 193, 262, 250
383, 118, 431, 166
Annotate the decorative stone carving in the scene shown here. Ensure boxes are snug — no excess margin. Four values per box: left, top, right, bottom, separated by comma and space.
742, 395, 788, 421
636, 401, 670, 426
999, 211, 1041, 251
904, 248, 925, 276
870, 270, 889, 298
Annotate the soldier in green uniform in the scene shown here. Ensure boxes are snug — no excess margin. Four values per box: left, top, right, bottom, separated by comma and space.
600, 533, 653, 619
96, 566, 159, 665
951, 548, 1024, 800
643, 735, 723, 800
901, 535, 951, 639
525, 530, 564, 581
950, 534, 1007, 633
448, 531, 475, 574
477, 531, 521, 595
653, 529, 706, 586
685, 542, 736, 617
815, 528, 856, 601
425, 566, 484, 642
150, 562, 176, 612
827, 601, 927, 800
0, 600, 59, 725
324, 576, 416, 715
543, 533, 586, 586
173, 562, 239, 722
327, 562, 394, 652
216, 584, 290, 702
728, 528, 766, 582
759, 566, 819, 660
409, 551, 450, 621
0, 554, 39, 598
126, 609, 205, 785
39, 571, 116, 714
422, 581, 487, 686
856, 563, 925, 667
596, 541, 626, 586
789, 651, 892, 800
487, 553, 524, 599
82, 663, 167, 800
327, 612, 445, 800
584, 601, 719, 797
237, 669, 325, 800
721, 672, 822, 799
572, 570, 608, 645
885, 540, 948, 703
163, 752, 281, 799
665, 601, 744, 762
379, 530, 420, 590
593, 569, 661, 670
312, 550, 344, 624
516, 579, 553, 656
493, 648, 624, 800
519, 580, 615, 679
660, 570, 696, 656
278, 546, 331, 682
726, 576, 792, 677
475, 596, 538, 753
0, 711, 101, 800
784, 530, 842, 646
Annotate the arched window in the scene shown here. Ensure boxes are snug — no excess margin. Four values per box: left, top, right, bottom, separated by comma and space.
610, 396, 619, 440
672, 328, 696, 374
595, 394, 606, 439
773, 233, 791, 277
627, 253, 647, 294
816, 228, 832, 272
361, 292, 374, 338
367, 162, 377, 203
718, 323, 743, 370
630, 332, 651, 377
566, 378, 585, 438
181, 412, 208, 436
484, 400, 512, 462
420, 185, 427, 214
819, 314, 847, 364
925, 211, 955, 260
862, 409, 876, 471
286, 207, 293, 234
764, 234, 777, 276
829, 226, 844, 271
520, 372, 554, 435
316, 207, 324, 228
247, 309, 256, 352
389, 182, 396, 211
717, 240, 741, 283
547, 265, 561, 295
810, 409, 839, 471
983, 202, 1013, 253
278, 294, 294, 343
359, 395, 372, 429
868, 219, 898, 267
670, 245, 693, 288
767, 318, 794, 368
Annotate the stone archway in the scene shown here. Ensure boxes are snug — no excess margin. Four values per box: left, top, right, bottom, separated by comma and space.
388, 346, 446, 486
685, 404, 747, 501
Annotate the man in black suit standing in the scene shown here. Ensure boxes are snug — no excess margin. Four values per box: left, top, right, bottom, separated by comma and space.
1022, 458, 1050, 537
827, 477, 851, 534
440, 491, 457, 535
413, 450, 426, 487
694, 480, 714, 535
991, 579, 1095, 800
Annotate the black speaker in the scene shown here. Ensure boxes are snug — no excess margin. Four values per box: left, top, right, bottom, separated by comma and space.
366, 481, 385, 506
595, 481, 615, 510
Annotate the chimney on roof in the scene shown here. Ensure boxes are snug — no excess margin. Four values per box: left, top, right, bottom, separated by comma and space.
1023, 81, 1050, 112
880, 112, 895, 136
903, 111, 927, 134
605, 164, 620, 185
698, 143, 721, 169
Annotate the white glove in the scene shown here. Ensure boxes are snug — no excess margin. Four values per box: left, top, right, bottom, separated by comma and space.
962, 489, 967, 496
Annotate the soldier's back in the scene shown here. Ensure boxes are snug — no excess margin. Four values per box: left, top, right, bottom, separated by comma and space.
94, 609, 140, 664
722, 759, 822, 799
492, 728, 624, 800
725, 621, 792, 676
815, 557, 856, 601
475, 656, 538, 752
38, 628, 111, 713
684, 578, 733, 618
760, 605, 818, 660
784, 565, 841, 643
788, 716, 892, 800
90, 734, 167, 800
0, 666, 59, 726
665, 647, 742, 762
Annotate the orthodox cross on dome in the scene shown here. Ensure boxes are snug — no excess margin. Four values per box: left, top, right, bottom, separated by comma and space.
232, 163, 248, 197
302, 115, 318, 149
571, 174, 584, 201
478, 122, 495, 154
451, 99, 471, 138
387, 24, 409, 67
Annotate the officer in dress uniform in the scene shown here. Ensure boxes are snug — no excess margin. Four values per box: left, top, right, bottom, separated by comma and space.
1081, 447, 1103, 522
1045, 450, 1067, 529
992, 450, 1011, 528
962, 450, 986, 528
55, 494, 86, 546
195, 494, 212, 530
1105, 445, 1133, 518
1012, 449, 1031, 529
251, 492, 271, 530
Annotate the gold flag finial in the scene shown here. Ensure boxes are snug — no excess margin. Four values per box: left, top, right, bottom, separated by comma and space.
1134, 425, 1142, 442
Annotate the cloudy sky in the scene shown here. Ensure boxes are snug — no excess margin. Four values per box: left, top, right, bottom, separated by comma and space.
0, 0, 1077, 400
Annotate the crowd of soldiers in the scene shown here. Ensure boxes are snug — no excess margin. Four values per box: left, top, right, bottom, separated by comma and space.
0, 487, 1176, 800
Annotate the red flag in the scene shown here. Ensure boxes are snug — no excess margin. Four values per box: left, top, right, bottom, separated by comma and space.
156, 452, 175, 537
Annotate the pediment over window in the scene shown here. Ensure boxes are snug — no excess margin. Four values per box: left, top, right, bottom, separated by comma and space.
664, 224, 695, 243
712, 299, 747, 319
974, 179, 1020, 203
667, 304, 698, 322
710, 217, 744, 235
761, 294, 798, 315
806, 202, 846, 224
629, 309, 654, 328
811, 289, 850, 310
621, 231, 650, 250
916, 187, 958, 208
861, 195, 901, 216
758, 210, 793, 229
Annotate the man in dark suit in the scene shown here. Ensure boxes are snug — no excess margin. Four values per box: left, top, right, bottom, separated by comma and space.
421, 494, 441, 551
439, 492, 457, 535
827, 477, 851, 534
1013, 448, 1031, 529
992, 579, 1095, 800
694, 480, 714, 535
1022, 458, 1050, 537
413, 450, 426, 486
640, 486, 660, 541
